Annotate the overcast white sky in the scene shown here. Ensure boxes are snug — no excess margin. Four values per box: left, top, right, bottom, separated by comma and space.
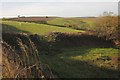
0, 0, 119, 2
0, 0, 119, 18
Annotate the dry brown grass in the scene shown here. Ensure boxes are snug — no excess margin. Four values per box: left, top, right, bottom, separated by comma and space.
2, 34, 54, 78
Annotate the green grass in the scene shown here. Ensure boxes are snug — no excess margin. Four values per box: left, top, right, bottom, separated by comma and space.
47, 18, 96, 30
48, 18, 67, 26
2, 19, 119, 78
48, 18, 95, 26
48, 18, 84, 27
48, 18, 94, 25
40, 47, 119, 78
2, 21, 84, 35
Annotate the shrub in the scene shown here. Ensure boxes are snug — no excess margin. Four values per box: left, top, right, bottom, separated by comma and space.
47, 32, 114, 47
94, 15, 118, 41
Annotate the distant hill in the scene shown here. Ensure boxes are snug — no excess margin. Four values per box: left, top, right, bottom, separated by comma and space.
4, 16, 59, 23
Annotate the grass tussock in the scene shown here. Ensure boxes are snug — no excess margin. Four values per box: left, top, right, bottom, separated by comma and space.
2, 33, 54, 78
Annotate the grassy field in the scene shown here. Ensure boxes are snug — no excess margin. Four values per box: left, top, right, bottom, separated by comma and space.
47, 18, 95, 30
2, 21, 84, 35
2, 18, 119, 78
40, 47, 119, 78
48, 18, 95, 26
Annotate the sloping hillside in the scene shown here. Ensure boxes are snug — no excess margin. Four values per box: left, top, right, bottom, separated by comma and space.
2, 21, 84, 35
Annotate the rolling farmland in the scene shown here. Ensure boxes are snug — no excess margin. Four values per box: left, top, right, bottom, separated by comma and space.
2, 20, 84, 35
2, 17, 119, 78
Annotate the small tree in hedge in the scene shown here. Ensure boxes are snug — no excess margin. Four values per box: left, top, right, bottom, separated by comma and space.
95, 12, 118, 41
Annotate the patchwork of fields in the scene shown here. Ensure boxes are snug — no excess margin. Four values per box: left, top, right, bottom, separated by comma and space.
2, 17, 119, 78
